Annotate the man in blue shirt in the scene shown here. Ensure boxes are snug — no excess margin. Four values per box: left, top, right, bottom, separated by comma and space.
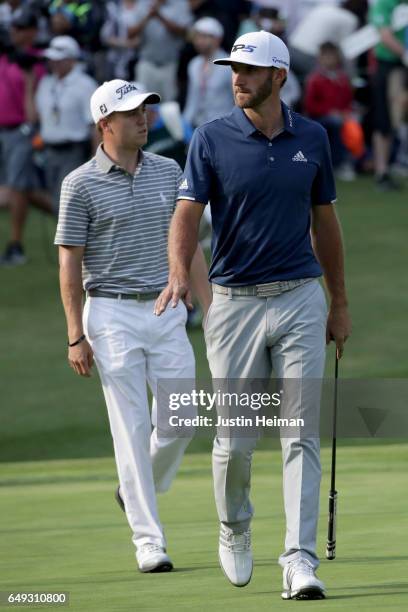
155, 31, 351, 600
183, 17, 234, 128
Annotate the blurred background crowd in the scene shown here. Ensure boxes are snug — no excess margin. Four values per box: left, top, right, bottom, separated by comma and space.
0, 0, 407, 266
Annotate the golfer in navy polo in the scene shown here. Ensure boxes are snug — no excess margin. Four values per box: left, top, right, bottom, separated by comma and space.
155, 31, 352, 600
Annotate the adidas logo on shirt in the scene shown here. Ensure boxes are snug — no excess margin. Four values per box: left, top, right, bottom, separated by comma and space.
292, 151, 308, 162
179, 178, 189, 190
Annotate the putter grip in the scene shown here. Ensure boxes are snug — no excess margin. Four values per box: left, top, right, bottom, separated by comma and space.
326, 490, 337, 560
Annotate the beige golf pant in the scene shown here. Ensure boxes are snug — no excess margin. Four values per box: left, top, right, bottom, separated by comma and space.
83, 296, 195, 550
205, 280, 327, 569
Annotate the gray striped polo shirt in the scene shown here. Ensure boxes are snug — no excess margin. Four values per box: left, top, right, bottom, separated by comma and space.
55, 145, 182, 293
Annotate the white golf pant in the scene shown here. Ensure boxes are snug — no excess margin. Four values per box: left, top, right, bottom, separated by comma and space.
83, 296, 195, 549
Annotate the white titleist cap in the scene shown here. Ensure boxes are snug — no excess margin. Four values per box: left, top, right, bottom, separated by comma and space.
213, 30, 290, 71
193, 17, 224, 39
90, 79, 161, 124
43, 36, 81, 61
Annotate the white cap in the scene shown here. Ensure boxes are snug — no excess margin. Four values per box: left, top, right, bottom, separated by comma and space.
90, 79, 161, 124
43, 36, 81, 61
213, 30, 290, 71
193, 17, 224, 39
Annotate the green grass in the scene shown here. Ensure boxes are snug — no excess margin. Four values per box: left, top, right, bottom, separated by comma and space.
1, 445, 407, 611
0, 179, 407, 610
0, 176, 407, 461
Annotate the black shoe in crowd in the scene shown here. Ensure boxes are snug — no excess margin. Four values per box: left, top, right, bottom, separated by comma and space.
375, 173, 401, 192
0, 242, 27, 266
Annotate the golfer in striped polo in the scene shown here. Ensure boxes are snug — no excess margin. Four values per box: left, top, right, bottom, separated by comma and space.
55, 80, 211, 573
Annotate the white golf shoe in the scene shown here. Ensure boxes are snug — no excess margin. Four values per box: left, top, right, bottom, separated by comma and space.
282, 558, 325, 600
136, 544, 173, 573
218, 527, 253, 587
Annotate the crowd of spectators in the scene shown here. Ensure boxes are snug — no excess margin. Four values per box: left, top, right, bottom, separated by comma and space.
0, 0, 407, 265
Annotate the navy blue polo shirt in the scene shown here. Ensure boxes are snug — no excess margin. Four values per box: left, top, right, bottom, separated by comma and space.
178, 103, 337, 286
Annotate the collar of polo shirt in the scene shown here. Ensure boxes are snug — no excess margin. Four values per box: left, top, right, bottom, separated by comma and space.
96, 144, 144, 174
233, 102, 296, 138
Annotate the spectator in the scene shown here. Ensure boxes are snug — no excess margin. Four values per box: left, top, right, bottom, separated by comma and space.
48, 0, 96, 46
8, 2, 54, 46
342, 0, 369, 25
189, 1, 250, 49
276, 0, 342, 37
238, 5, 286, 38
288, 1, 359, 82
35, 35, 97, 211
145, 98, 191, 166
304, 42, 356, 180
0, 1, 40, 31
0, 1, 12, 30
100, 0, 141, 80
127, 0, 193, 102
0, 8, 48, 265
183, 17, 233, 128
370, 0, 408, 190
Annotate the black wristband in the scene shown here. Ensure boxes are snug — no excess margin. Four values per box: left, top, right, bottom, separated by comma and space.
68, 334, 86, 347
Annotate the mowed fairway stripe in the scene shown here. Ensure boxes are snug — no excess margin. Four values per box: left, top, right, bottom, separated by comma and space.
1, 446, 407, 611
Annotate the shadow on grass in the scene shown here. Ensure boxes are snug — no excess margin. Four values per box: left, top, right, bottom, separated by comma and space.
312, 582, 408, 602
253, 590, 408, 600
325, 555, 408, 563
328, 588, 408, 600
0, 523, 127, 535
254, 583, 408, 600
335, 583, 408, 591
171, 565, 219, 573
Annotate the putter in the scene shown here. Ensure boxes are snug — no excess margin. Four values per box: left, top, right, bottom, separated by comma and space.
326, 352, 339, 560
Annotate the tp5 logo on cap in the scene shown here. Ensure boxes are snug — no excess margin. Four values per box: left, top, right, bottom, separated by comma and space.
231, 44, 257, 53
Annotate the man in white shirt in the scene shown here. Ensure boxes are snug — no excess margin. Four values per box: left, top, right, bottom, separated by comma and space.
129, 0, 193, 101
183, 17, 234, 128
247, 1, 341, 34
279, 0, 341, 35
288, 1, 358, 81
35, 35, 97, 211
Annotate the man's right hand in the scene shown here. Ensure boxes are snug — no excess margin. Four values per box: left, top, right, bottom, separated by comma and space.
154, 276, 193, 316
68, 339, 94, 377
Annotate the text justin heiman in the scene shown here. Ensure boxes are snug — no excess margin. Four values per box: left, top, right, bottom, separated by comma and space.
169, 415, 305, 427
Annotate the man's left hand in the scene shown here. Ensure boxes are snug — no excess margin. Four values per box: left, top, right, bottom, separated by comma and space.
326, 303, 352, 359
